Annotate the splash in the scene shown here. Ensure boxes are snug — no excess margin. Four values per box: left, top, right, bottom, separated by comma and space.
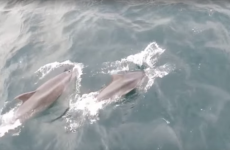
67, 42, 173, 131
71, 92, 106, 117
126, 42, 165, 68
0, 106, 22, 137
66, 92, 123, 131
35, 60, 84, 80
65, 92, 108, 131
101, 42, 167, 73
144, 64, 173, 91
101, 42, 173, 91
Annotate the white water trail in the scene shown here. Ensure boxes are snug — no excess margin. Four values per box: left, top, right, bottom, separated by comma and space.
0, 105, 22, 137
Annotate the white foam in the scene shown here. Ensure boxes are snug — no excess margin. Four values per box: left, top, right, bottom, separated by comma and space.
66, 92, 123, 131
126, 42, 165, 68
101, 42, 173, 91
71, 92, 104, 116
67, 42, 173, 131
0, 107, 22, 137
35, 60, 84, 80
144, 64, 173, 91
101, 60, 130, 74
101, 42, 167, 74
66, 92, 107, 130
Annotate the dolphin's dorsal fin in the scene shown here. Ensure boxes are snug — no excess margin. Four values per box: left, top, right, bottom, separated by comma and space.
14, 91, 36, 102
112, 74, 123, 80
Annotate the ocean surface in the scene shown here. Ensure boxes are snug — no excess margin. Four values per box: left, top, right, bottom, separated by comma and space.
0, 0, 230, 150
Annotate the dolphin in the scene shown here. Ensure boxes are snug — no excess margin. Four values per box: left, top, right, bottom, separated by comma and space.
12, 69, 76, 123
49, 71, 147, 122
96, 71, 147, 101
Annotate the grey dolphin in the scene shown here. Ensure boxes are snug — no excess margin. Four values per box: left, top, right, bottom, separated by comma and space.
49, 71, 147, 122
96, 71, 147, 101
13, 70, 76, 123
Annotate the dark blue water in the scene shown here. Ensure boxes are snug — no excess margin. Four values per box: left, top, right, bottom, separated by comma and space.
0, 1, 230, 150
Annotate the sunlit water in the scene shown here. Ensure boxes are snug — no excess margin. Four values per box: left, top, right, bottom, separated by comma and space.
0, 1, 230, 150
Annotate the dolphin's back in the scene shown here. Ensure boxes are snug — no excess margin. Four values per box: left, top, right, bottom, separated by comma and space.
97, 71, 146, 101
14, 71, 73, 122
37, 71, 71, 91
